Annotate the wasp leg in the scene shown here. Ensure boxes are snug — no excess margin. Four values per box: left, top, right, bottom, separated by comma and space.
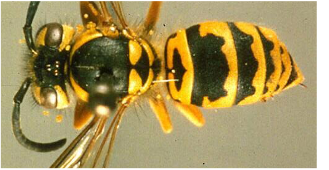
24, 1, 40, 52
80, 1, 103, 26
74, 99, 94, 130
12, 78, 67, 152
149, 94, 173, 133
174, 101, 205, 127
141, 2, 162, 36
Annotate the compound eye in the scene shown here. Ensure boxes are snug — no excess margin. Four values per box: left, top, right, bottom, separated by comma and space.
45, 23, 63, 47
40, 87, 57, 109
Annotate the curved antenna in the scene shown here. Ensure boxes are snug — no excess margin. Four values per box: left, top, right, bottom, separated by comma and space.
12, 78, 67, 152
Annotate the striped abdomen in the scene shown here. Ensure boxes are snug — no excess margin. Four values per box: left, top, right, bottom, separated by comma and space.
165, 21, 304, 108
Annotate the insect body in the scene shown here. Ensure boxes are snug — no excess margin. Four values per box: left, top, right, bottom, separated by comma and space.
12, 1, 304, 168
165, 21, 304, 109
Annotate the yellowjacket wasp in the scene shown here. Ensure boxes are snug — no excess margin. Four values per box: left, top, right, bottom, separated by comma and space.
13, 2, 303, 168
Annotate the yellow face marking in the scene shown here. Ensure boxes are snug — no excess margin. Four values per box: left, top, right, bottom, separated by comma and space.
70, 72, 89, 102
53, 85, 69, 109
234, 22, 266, 105
166, 29, 194, 104
35, 27, 47, 48
128, 69, 143, 95
32, 84, 69, 109
273, 42, 292, 95
35, 24, 74, 52
197, 22, 238, 108
149, 97, 173, 133
174, 101, 205, 127
32, 84, 42, 104
129, 40, 142, 65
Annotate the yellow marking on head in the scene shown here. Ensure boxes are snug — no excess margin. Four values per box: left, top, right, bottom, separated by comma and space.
32, 83, 69, 109
35, 24, 74, 52
234, 22, 266, 105
166, 29, 193, 105
32, 83, 42, 104
197, 22, 238, 108
53, 85, 69, 109
35, 27, 47, 47
129, 40, 142, 65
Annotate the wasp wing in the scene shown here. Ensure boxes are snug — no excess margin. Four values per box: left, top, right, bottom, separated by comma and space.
50, 117, 102, 168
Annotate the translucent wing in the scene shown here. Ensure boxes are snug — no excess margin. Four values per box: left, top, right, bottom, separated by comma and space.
110, 1, 128, 28
51, 103, 129, 168
50, 117, 102, 168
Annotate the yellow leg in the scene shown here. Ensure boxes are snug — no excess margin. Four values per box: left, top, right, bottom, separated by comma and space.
80, 1, 102, 26
174, 101, 205, 127
141, 2, 162, 36
74, 99, 94, 130
149, 94, 173, 133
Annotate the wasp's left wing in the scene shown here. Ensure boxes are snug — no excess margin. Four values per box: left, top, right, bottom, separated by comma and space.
51, 101, 130, 168
50, 117, 104, 168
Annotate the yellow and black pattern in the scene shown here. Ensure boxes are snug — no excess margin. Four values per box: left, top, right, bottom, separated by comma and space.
165, 21, 304, 108
69, 26, 159, 102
